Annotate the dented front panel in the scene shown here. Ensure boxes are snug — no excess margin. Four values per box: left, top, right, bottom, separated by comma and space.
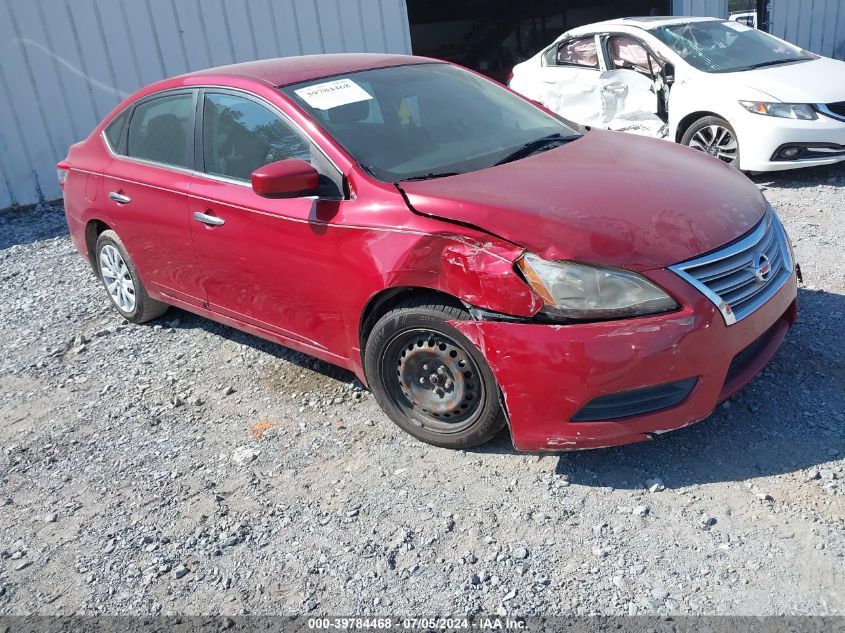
452, 269, 797, 451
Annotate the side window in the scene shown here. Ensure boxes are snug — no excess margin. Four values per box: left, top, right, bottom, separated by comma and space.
202, 93, 312, 181
127, 93, 193, 168
554, 37, 599, 68
608, 36, 661, 76
104, 108, 130, 153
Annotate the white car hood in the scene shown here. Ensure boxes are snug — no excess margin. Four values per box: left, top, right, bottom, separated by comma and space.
726, 57, 845, 104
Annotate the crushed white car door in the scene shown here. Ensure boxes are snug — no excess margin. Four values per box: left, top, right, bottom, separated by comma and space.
515, 35, 607, 127
511, 33, 670, 139
535, 68, 605, 127
599, 70, 668, 138
531, 69, 668, 138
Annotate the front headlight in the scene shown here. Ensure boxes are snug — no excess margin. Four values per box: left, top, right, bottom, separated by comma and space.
516, 253, 679, 320
739, 101, 817, 120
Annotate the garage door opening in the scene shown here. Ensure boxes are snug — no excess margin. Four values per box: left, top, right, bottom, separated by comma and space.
408, 0, 672, 82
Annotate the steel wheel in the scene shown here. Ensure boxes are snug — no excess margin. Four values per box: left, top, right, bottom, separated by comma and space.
365, 296, 505, 449
99, 244, 136, 313
385, 329, 485, 433
687, 124, 738, 165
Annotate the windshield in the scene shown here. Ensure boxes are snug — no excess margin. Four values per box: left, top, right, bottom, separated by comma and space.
651, 20, 813, 73
281, 63, 579, 182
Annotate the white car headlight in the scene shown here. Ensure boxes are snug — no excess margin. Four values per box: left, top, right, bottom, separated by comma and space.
517, 253, 679, 320
739, 101, 817, 120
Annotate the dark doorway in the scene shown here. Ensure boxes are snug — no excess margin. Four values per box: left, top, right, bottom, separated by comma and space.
408, 0, 672, 83
757, 0, 771, 31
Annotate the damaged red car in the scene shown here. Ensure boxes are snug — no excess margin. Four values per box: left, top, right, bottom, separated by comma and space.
60, 54, 798, 451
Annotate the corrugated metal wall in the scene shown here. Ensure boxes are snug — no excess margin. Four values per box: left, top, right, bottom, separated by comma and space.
770, 0, 845, 60
672, 0, 728, 18
0, 0, 412, 209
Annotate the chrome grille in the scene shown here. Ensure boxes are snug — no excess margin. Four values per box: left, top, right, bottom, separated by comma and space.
669, 206, 792, 325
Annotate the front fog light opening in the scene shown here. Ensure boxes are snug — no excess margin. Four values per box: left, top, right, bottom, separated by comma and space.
571, 376, 699, 422
772, 142, 845, 161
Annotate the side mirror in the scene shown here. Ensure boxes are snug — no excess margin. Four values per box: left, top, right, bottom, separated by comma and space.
662, 62, 675, 85
251, 158, 320, 199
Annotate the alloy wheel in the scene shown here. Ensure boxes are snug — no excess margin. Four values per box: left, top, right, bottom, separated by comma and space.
99, 244, 136, 313
688, 125, 738, 165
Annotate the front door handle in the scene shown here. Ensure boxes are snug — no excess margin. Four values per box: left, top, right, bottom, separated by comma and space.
193, 211, 225, 227
109, 192, 131, 204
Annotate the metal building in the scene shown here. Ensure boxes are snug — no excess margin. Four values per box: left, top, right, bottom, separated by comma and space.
673, 0, 727, 16
3, 0, 838, 210
408, 1, 728, 85
0, 0, 412, 209
769, 0, 845, 61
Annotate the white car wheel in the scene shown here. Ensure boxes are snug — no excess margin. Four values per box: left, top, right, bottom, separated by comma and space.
681, 116, 740, 167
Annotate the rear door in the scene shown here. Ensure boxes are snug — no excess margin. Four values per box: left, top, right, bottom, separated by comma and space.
532, 35, 604, 126
102, 90, 206, 306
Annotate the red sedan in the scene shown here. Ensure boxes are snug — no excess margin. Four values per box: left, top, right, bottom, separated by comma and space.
59, 54, 797, 451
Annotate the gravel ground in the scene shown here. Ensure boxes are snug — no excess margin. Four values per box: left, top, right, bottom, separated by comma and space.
0, 164, 843, 617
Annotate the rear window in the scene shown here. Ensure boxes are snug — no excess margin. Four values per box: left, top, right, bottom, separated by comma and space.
127, 93, 193, 168
548, 37, 599, 68
104, 108, 129, 153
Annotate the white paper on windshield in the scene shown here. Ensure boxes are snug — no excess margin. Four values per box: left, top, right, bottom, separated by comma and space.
294, 78, 373, 110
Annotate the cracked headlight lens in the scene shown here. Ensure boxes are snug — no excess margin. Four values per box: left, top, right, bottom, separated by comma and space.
517, 253, 678, 320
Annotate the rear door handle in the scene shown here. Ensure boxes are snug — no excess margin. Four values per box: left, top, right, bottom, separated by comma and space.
109, 192, 131, 204
193, 211, 225, 227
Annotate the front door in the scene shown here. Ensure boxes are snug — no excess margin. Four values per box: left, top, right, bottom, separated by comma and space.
187, 89, 346, 355
602, 34, 665, 125
102, 90, 206, 307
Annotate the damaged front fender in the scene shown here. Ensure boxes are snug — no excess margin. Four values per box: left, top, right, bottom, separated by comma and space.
376, 232, 543, 318
449, 267, 796, 452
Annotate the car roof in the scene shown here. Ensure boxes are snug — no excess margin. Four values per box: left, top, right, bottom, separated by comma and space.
180, 53, 436, 87
568, 15, 721, 33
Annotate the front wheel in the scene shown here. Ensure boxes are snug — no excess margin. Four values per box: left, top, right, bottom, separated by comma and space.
364, 296, 506, 449
681, 116, 740, 167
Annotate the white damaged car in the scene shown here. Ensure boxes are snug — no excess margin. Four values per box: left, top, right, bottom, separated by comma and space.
509, 16, 845, 172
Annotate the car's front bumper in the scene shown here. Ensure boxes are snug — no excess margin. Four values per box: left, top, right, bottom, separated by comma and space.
737, 109, 845, 172
453, 268, 798, 451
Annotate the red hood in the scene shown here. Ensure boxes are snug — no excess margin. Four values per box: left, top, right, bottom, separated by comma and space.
398, 130, 766, 271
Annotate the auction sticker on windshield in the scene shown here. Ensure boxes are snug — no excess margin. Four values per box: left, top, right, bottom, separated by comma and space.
294, 78, 373, 110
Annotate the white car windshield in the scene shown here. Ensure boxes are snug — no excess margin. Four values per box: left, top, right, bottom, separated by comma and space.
651, 21, 813, 73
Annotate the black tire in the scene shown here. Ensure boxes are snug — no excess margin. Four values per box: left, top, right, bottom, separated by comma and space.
364, 295, 506, 449
681, 115, 740, 168
95, 230, 168, 324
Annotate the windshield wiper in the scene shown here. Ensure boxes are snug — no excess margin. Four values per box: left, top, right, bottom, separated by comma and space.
494, 133, 574, 166
399, 171, 460, 182
740, 58, 806, 71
